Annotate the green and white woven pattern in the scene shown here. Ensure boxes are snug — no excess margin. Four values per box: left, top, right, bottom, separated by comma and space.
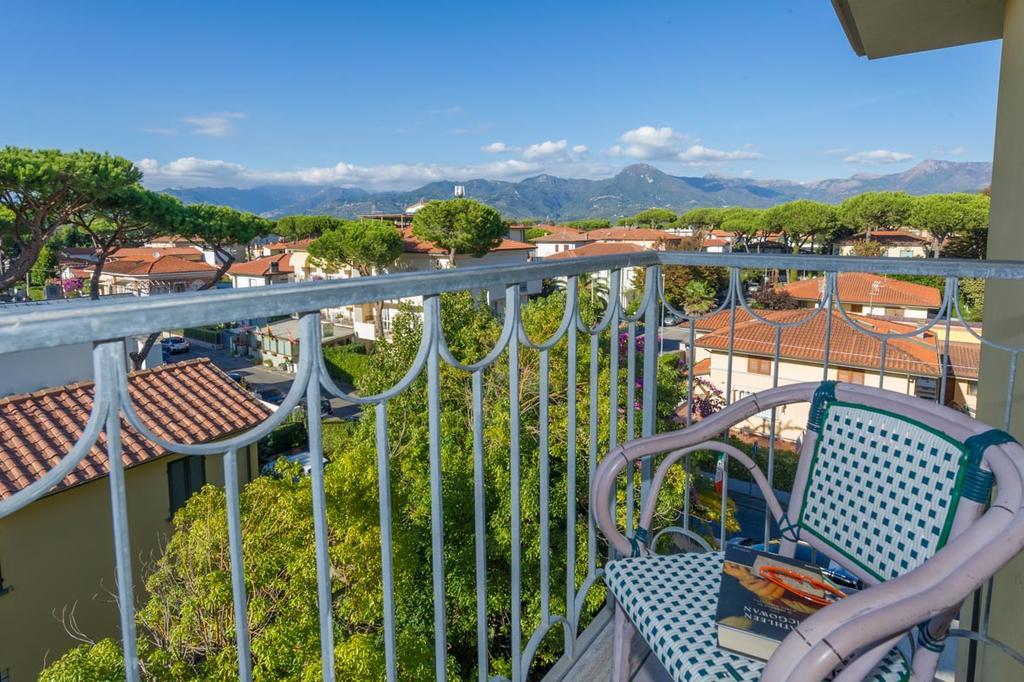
605, 552, 909, 681
799, 403, 966, 582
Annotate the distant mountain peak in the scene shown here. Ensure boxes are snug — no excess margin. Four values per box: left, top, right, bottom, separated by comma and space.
162, 159, 991, 221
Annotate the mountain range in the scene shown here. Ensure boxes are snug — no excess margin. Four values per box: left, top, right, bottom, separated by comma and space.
163, 159, 992, 222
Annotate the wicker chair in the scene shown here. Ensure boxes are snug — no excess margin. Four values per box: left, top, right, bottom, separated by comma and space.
592, 381, 1024, 682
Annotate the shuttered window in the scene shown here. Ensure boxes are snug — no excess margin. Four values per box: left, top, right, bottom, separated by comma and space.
837, 368, 865, 384
747, 356, 772, 375
168, 456, 207, 516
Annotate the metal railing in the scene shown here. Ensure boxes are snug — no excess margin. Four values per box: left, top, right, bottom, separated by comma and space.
1, 251, 1023, 681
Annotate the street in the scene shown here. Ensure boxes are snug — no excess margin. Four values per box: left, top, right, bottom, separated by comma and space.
164, 343, 361, 419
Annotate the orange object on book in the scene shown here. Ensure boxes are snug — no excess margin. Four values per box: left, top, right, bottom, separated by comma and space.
757, 565, 846, 606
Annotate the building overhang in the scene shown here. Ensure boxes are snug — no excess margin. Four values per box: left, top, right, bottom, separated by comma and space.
832, 0, 1004, 58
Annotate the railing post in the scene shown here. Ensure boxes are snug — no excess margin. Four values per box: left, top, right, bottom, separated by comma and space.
640, 265, 659, 507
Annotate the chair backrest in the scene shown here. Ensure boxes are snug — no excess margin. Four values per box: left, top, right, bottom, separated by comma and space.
786, 381, 1005, 584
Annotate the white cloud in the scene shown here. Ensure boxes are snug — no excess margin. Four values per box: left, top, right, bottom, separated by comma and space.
677, 144, 762, 163
182, 112, 246, 137
950, 145, 967, 156
522, 139, 568, 160
842, 149, 914, 164
609, 126, 684, 160
142, 127, 178, 136
572, 144, 588, 154
481, 141, 515, 154
609, 125, 761, 165
138, 155, 557, 190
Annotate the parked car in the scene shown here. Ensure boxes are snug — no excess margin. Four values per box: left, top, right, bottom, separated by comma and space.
260, 452, 326, 478
256, 387, 286, 406
160, 335, 190, 354
228, 371, 244, 383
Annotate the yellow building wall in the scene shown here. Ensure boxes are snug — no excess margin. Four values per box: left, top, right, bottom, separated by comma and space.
0, 445, 257, 681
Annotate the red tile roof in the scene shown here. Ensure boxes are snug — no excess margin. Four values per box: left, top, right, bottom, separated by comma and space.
696, 309, 944, 376
111, 247, 203, 261
702, 238, 730, 248
0, 358, 272, 500
781, 272, 941, 308
103, 255, 218, 276
530, 226, 592, 243
229, 254, 294, 277
945, 341, 981, 381
267, 238, 315, 252
543, 242, 646, 260
840, 230, 929, 245
587, 228, 683, 242
399, 228, 535, 255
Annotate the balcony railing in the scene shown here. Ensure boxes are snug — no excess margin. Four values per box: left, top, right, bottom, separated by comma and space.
1, 251, 1023, 681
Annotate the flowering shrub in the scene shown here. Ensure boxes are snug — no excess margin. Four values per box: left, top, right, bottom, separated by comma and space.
62, 277, 83, 293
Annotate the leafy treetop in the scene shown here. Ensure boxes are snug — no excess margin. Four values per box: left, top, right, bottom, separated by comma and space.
909, 193, 989, 258
838, 191, 913, 235
411, 198, 505, 258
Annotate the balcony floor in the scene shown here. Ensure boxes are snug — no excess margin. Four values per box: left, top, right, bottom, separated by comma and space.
552, 609, 958, 682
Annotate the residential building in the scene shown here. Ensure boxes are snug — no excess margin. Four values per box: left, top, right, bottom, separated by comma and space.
95, 255, 219, 296
693, 309, 979, 442
780, 271, 941, 319
143, 236, 246, 267
530, 226, 592, 258
586, 227, 684, 250
701, 237, 731, 253
837, 230, 931, 258
227, 253, 295, 288
543, 242, 646, 295
0, 359, 270, 679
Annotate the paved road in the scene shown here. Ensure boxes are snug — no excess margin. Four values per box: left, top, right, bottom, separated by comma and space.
165, 344, 361, 419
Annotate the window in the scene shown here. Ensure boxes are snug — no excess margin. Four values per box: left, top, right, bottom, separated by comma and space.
837, 368, 865, 384
747, 357, 772, 375
167, 456, 206, 516
899, 248, 914, 258
967, 381, 978, 396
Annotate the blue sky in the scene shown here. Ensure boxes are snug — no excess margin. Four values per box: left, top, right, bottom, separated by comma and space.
3, 1, 1002, 190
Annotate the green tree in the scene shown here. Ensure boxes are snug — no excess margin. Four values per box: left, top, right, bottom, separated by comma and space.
70, 186, 185, 300
564, 219, 611, 231
30, 242, 58, 284
42, 291, 732, 680
681, 280, 716, 315
411, 199, 505, 258
629, 208, 677, 228
838, 192, 913, 238
275, 215, 345, 241
131, 204, 272, 368
674, 207, 730, 233
659, 236, 729, 310
762, 200, 838, 281
0, 147, 141, 290
308, 220, 404, 337
848, 240, 887, 257
909, 193, 989, 258
719, 208, 767, 252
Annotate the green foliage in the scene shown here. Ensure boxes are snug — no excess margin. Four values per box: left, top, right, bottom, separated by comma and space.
659, 236, 729, 310
761, 200, 838, 253
564, 219, 611, 231
257, 419, 309, 457
322, 344, 371, 386
275, 214, 345, 241
674, 207, 730, 231
411, 198, 505, 257
43, 290, 734, 680
308, 220, 403, 276
689, 438, 800, 494
848, 240, 887, 257
909, 193, 989, 257
31, 242, 58, 281
38, 638, 127, 681
751, 288, 800, 310
628, 207, 677, 228
681, 280, 715, 315
943, 229, 987, 260
524, 226, 550, 241
180, 203, 272, 254
838, 192, 913, 233
0, 147, 142, 289
959, 278, 985, 321
719, 208, 767, 251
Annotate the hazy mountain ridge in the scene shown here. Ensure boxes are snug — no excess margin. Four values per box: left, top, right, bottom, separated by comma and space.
162, 160, 992, 221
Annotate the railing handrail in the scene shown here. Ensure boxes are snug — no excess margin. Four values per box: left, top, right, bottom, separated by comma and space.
1, 251, 1022, 355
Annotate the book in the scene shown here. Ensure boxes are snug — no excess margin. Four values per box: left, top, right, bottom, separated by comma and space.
715, 544, 845, 661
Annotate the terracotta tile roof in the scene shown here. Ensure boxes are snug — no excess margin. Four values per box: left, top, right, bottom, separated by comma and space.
229, 253, 294, 277
587, 228, 683, 242
399, 228, 535, 255
840, 230, 929, 245
696, 309, 942, 376
543, 242, 646, 260
530, 226, 592, 243
58, 247, 100, 261
0, 358, 272, 500
702, 238, 730, 248
111, 247, 203, 261
267, 238, 314, 252
781, 272, 941, 308
103, 255, 218, 276
944, 341, 980, 381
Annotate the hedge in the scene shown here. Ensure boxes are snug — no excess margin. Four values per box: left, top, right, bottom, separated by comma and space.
322, 345, 371, 386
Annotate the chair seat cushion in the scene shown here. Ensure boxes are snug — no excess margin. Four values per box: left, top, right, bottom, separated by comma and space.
605, 551, 909, 682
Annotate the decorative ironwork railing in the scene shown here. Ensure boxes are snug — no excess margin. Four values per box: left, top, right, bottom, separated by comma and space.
1, 251, 1023, 681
